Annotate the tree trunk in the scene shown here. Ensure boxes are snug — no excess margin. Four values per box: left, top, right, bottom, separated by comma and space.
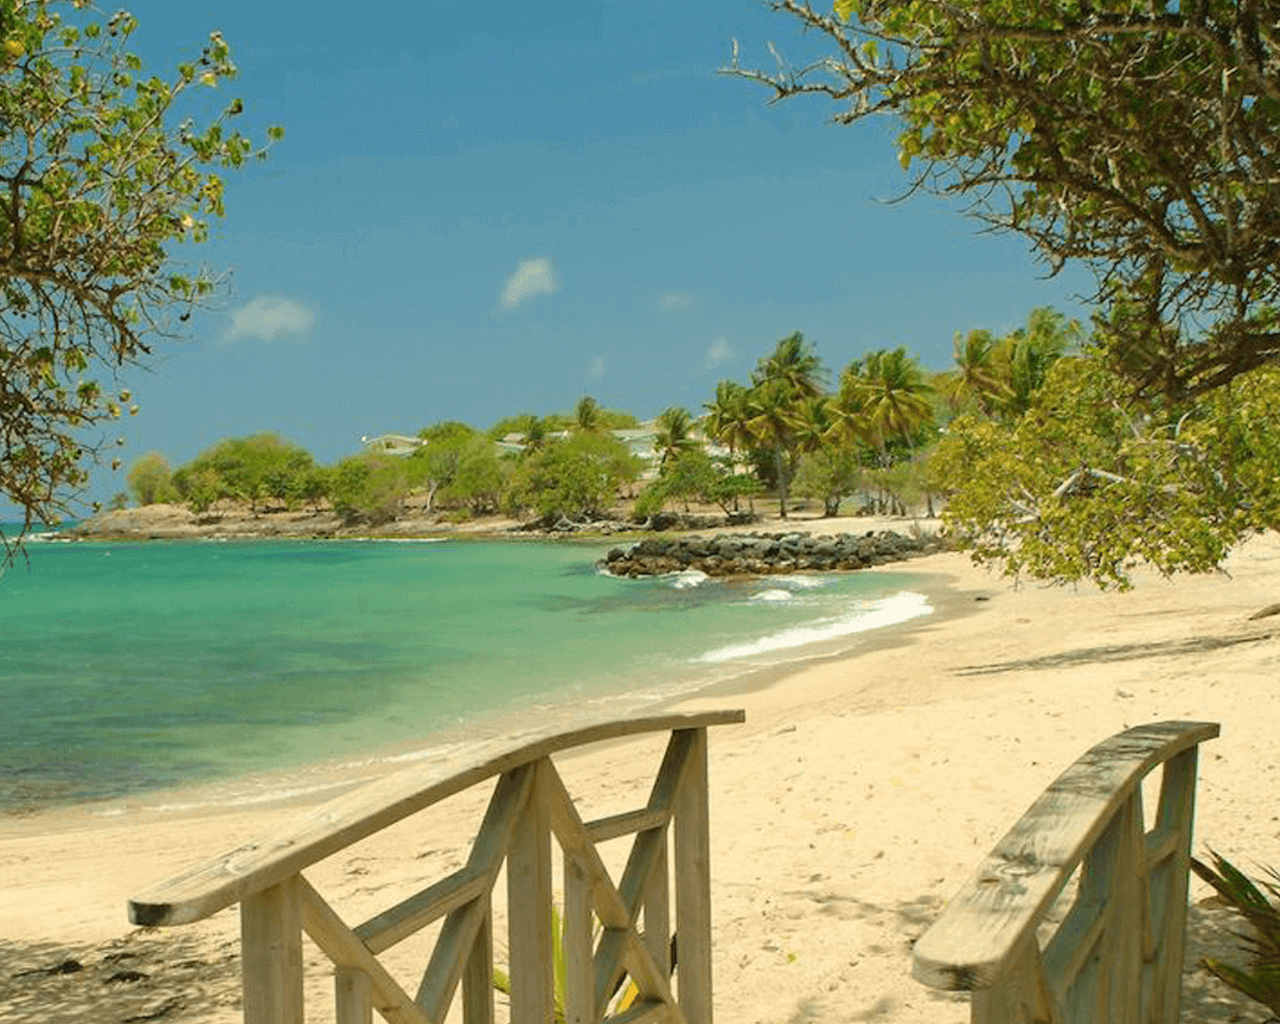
774, 449, 788, 518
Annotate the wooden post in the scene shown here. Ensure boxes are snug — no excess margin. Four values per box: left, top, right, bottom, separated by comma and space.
564, 853, 595, 1024
462, 898, 495, 1024
970, 937, 1057, 1024
674, 728, 712, 1024
335, 967, 372, 1024
645, 838, 671, 978
1149, 746, 1199, 1024
1110, 792, 1146, 1024
240, 876, 304, 1024
508, 759, 554, 1024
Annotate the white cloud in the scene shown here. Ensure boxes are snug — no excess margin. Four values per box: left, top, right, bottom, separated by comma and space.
501, 257, 558, 309
705, 337, 733, 369
224, 296, 316, 342
659, 291, 693, 311
587, 355, 606, 380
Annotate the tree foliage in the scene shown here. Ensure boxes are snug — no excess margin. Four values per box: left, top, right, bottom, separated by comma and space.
172, 433, 314, 513
125, 450, 175, 506
747, 332, 828, 516
793, 444, 862, 516
728, 0, 1280, 398
328, 452, 412, 525
0, 2, 280, 548
931, 352, 1280, 588
637, 448, 759, 517
509, 432, 641, 521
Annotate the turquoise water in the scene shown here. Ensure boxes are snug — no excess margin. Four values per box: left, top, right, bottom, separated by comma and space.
0, 532, 929, 814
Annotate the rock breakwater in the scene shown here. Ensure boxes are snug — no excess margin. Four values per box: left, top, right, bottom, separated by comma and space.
600, 530, 946, 578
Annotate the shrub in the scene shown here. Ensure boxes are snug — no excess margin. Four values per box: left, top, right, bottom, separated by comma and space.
1191, 850, 1280, 1016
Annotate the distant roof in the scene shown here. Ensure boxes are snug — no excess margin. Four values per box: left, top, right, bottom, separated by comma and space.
360, 434, 426, 455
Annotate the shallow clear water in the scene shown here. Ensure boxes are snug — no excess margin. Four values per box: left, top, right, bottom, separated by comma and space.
0, 533, 928, 813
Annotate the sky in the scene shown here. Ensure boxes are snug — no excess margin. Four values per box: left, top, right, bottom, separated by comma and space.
34, 0, 1098, 512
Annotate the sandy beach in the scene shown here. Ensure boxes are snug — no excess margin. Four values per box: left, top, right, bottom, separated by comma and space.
2, 515, 1278, 1023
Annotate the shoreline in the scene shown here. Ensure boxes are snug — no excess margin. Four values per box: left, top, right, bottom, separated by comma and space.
0, 552, 961, 835
4, 532, 1278, 1023
57, 501, 945, 545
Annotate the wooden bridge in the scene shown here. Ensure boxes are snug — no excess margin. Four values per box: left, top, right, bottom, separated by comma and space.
130, 711, 743, 1024
913, 720, 1219, 1024
130, 715, 1220, 1024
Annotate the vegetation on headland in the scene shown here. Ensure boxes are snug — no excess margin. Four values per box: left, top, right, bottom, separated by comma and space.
7, 1, 1280, 590
709, 0, 1280, 589
104, 301, 1280, 589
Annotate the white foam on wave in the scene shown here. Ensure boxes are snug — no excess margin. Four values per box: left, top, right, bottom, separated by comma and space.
697, 590, 932, 663
751, 588, 794, 602
771, 574, 827, 590
354, 537, 449, 544
670, 569, 709, 589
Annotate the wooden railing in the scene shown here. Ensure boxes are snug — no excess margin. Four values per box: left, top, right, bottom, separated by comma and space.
129, 710, 744, 1024
912, 720, 1220, 1024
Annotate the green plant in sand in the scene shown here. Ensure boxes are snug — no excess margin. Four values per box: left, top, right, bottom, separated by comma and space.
493, 904, 674, 1022
1191, 850, 1280, 1017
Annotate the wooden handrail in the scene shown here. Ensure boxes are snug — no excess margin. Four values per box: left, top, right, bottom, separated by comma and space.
912, 720, 1219, 1024
129, 710, 743, 1024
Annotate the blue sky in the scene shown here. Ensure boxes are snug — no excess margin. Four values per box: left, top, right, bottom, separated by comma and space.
60, 1, 1094, 510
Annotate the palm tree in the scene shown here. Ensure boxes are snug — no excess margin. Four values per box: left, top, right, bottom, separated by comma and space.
944, 328, 1006, 416
703, 381, 754, 461
790, 394, 834, 456
828, 361, 876, 449
857, 348, 935, 456
991, 308, 1082, 419
747, 379, 805, 517
654, 406, 697, 468
752, 331, 826, 398
702, 381, 757, 513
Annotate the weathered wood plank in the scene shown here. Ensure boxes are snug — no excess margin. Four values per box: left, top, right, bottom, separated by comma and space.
415, 894, 489, 1023
645, 839, 671, 979
417, 766, 536, 1021
615, 928, 691, 1024
297, 876, 429, 1024
355, 865, 487, 955
129, 711, 743, 927
1149, 746, 1200, 1024
585, 807, 669, 844
970, 937, 1059, 1024
536, 754, 672, 1015
335, 967, 373, 1024
912, 721, 1217, 994
608, 999, 671, 1024
461, 899, 495, 1024
673, 728, 712, 1024
564, 853, 596, 1024
240, 877, 304, 1024
508, 759, 555, 1024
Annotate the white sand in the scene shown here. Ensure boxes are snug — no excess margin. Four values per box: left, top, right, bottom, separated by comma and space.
2, 517, 1277, 1023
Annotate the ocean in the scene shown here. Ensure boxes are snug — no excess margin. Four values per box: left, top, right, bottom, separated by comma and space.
0, 530, 931, 816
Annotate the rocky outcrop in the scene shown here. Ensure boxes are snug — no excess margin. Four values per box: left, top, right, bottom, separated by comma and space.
599, 530, 946, 578
68, 504, 347, 540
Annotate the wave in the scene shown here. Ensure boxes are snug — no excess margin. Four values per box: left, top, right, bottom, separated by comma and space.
670, 569, 710, 589
696, 591, 932, 663
770, 574, 827, 589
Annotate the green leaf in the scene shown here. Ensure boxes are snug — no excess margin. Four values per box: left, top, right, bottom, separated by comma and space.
833, 0, 858, 22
